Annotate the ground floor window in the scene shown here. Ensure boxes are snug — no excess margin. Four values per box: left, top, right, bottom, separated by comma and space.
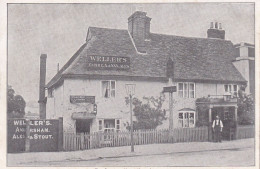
98, 119, 121, 140
178, 111, 195, 128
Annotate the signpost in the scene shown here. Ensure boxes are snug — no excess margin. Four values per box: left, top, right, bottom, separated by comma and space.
163, 86, 177, 93
163, 86, 177, 130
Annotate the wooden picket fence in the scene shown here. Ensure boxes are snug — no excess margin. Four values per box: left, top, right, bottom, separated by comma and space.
237, 125, 254, 139
63, 126, 208, 151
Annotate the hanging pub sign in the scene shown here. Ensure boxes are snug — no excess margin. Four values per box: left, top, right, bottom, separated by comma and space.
86, 55, 130, 70
70, 95, 95, 104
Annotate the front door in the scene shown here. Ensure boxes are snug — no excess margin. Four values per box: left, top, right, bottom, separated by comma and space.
76, 119, 92, 134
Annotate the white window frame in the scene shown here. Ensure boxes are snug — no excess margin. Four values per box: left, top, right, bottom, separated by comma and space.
101, 80, 116, 98
178, 111, 196, 128
98, 119, 121, 132
224, 84, 238, 97
178, 82, 196, 98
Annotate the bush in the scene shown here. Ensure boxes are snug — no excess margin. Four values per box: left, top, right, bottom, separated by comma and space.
125, 95, 167, 130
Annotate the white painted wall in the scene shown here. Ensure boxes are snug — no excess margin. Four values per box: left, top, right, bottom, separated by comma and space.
46, 78, 240, 133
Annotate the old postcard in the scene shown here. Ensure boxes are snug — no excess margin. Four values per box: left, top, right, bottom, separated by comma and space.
0, 1, 259, 168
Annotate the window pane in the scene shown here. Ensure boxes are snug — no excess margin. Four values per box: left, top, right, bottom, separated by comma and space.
111, 81, 115, 90
189, 113, 194, 119
99, 120, 102, 130
178, 120, 183, 127
233, 85, 237, 92
189, 83, 194, 90
178, 91, 183, 98
184, 83, 188, 98
102, 81, 110, 98
111, 90, 115, 98
104, 119, 115, 128
179, 113, 183, 119
178, 83, 183, 90
224, 85, 228, 92
190, 91, 194, 98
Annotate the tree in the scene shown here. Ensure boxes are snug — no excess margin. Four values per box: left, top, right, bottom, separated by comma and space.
125, 95, 166, 130
237, 88, 255, 125
7, 86, 26, 118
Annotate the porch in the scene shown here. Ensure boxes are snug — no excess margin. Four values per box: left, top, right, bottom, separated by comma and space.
196, 95, 238, 141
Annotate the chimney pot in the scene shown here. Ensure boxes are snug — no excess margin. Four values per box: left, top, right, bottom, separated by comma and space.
207, 22, 225, 39
210, 22, 214, 29
215, 22, 218, 29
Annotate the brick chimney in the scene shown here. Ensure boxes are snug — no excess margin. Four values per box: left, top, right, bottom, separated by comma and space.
38, 54, 47, 119
128, 11, 151, 53
207, 22, 225, 40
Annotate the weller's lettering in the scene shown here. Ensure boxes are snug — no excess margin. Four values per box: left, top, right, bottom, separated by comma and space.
86, 56, 130, 70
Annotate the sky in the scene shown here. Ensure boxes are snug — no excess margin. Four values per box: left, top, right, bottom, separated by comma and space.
7, 3, 254, 112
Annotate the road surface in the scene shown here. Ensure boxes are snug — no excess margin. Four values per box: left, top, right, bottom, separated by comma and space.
17, 145, 254, 167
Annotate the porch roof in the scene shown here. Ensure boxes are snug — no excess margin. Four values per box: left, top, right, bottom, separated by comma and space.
196, 96, 238, 107
71, 112, 96, 120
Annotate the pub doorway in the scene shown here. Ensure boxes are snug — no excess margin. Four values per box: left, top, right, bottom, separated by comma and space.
212, 107, 236, 140
76, 119, 92, 134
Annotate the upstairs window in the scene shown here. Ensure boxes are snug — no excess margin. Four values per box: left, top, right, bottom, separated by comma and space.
178, 82, 195, 98
224, 84, 238, 97
102, 80, 116, 98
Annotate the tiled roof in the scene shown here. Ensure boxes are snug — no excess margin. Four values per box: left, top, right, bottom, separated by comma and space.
46, 27, 246, 88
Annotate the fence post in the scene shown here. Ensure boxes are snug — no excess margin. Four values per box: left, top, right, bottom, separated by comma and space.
58, 117, 63, 151
208, 107, 213, 142
234, 106, 238, 139
25, 119, 30, 152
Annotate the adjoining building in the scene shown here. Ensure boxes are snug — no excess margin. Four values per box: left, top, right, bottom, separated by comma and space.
233, 42, 255, 97
39, 11, 253, 135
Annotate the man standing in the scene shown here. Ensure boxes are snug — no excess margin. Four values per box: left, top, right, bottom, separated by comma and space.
212, 115, 223, 142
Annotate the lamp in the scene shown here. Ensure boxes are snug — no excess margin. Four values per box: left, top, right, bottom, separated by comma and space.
125, 84, 136, 96
125, 84, 135, 152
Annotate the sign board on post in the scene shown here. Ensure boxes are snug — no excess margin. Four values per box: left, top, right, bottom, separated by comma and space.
29, 119, 59, 152
163, 86, 177, 93
70, 95, 95, 104
7, 118, 62, 153
86, 56, 130, 70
